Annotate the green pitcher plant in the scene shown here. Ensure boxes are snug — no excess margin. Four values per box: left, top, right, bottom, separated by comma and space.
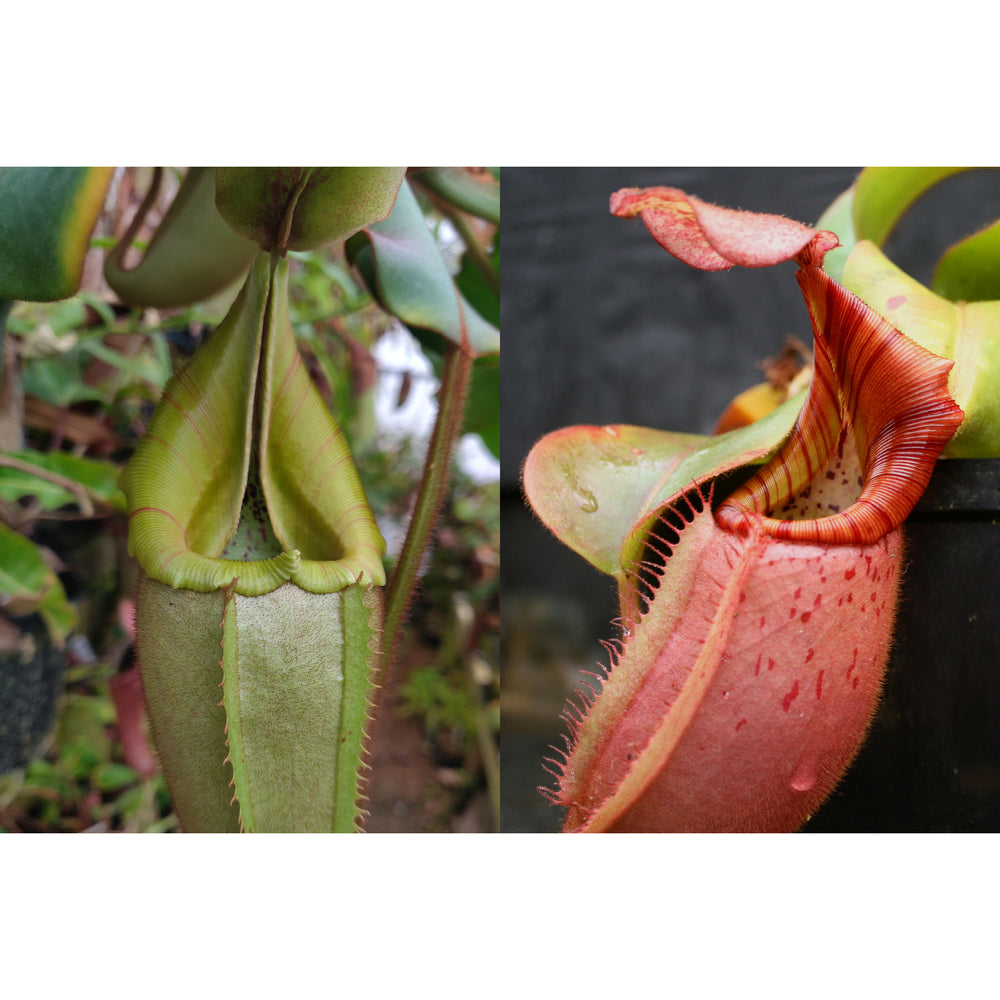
121, 249, 386, 833
0, 166, 500, 832
122, 168, 404, 833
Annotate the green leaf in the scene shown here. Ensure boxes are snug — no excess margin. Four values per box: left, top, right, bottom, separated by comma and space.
0, 450, 126, 512
819, 168, 979, 281
93, 762, 139, 793
8, 296, 89, 338
455, 239, 500, 326
24, 759, 72, 798
522, 396, 803, 580
215, 168, 406, 252
346, 181, 500, 357
0, 168, 113, 302
465, 354, 500, 458
78, 332, 172, 393
105, 167, 259, 309
932, 217, 1000, 302
413, 167, 500, 224
0, 523, 76, 644
850, 167, 972, 247
55, 696, 114, 777
20, 351, 106, 408
289, 250, 368, 311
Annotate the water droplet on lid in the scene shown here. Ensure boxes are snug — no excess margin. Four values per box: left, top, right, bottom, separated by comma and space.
790, 755, 818, 792
577, 489, 599, 513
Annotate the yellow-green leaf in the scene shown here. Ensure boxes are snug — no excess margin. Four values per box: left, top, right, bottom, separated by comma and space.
0, 167, 113, 302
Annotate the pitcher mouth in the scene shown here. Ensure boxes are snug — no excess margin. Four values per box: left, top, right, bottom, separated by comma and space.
121, 251, 386, 598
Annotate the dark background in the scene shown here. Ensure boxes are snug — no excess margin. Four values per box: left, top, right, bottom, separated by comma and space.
500, 166, 1000, 832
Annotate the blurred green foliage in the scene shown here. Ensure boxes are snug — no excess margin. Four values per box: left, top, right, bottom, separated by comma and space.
1, 662, 176, 832
400, 472, 500, 782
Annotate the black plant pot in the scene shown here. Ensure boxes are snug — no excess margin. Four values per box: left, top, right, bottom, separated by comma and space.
804, 458, 1000, 833
0, 614, 67, 774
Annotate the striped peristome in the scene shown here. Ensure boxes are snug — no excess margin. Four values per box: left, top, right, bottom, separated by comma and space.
716, 262, 964, 544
